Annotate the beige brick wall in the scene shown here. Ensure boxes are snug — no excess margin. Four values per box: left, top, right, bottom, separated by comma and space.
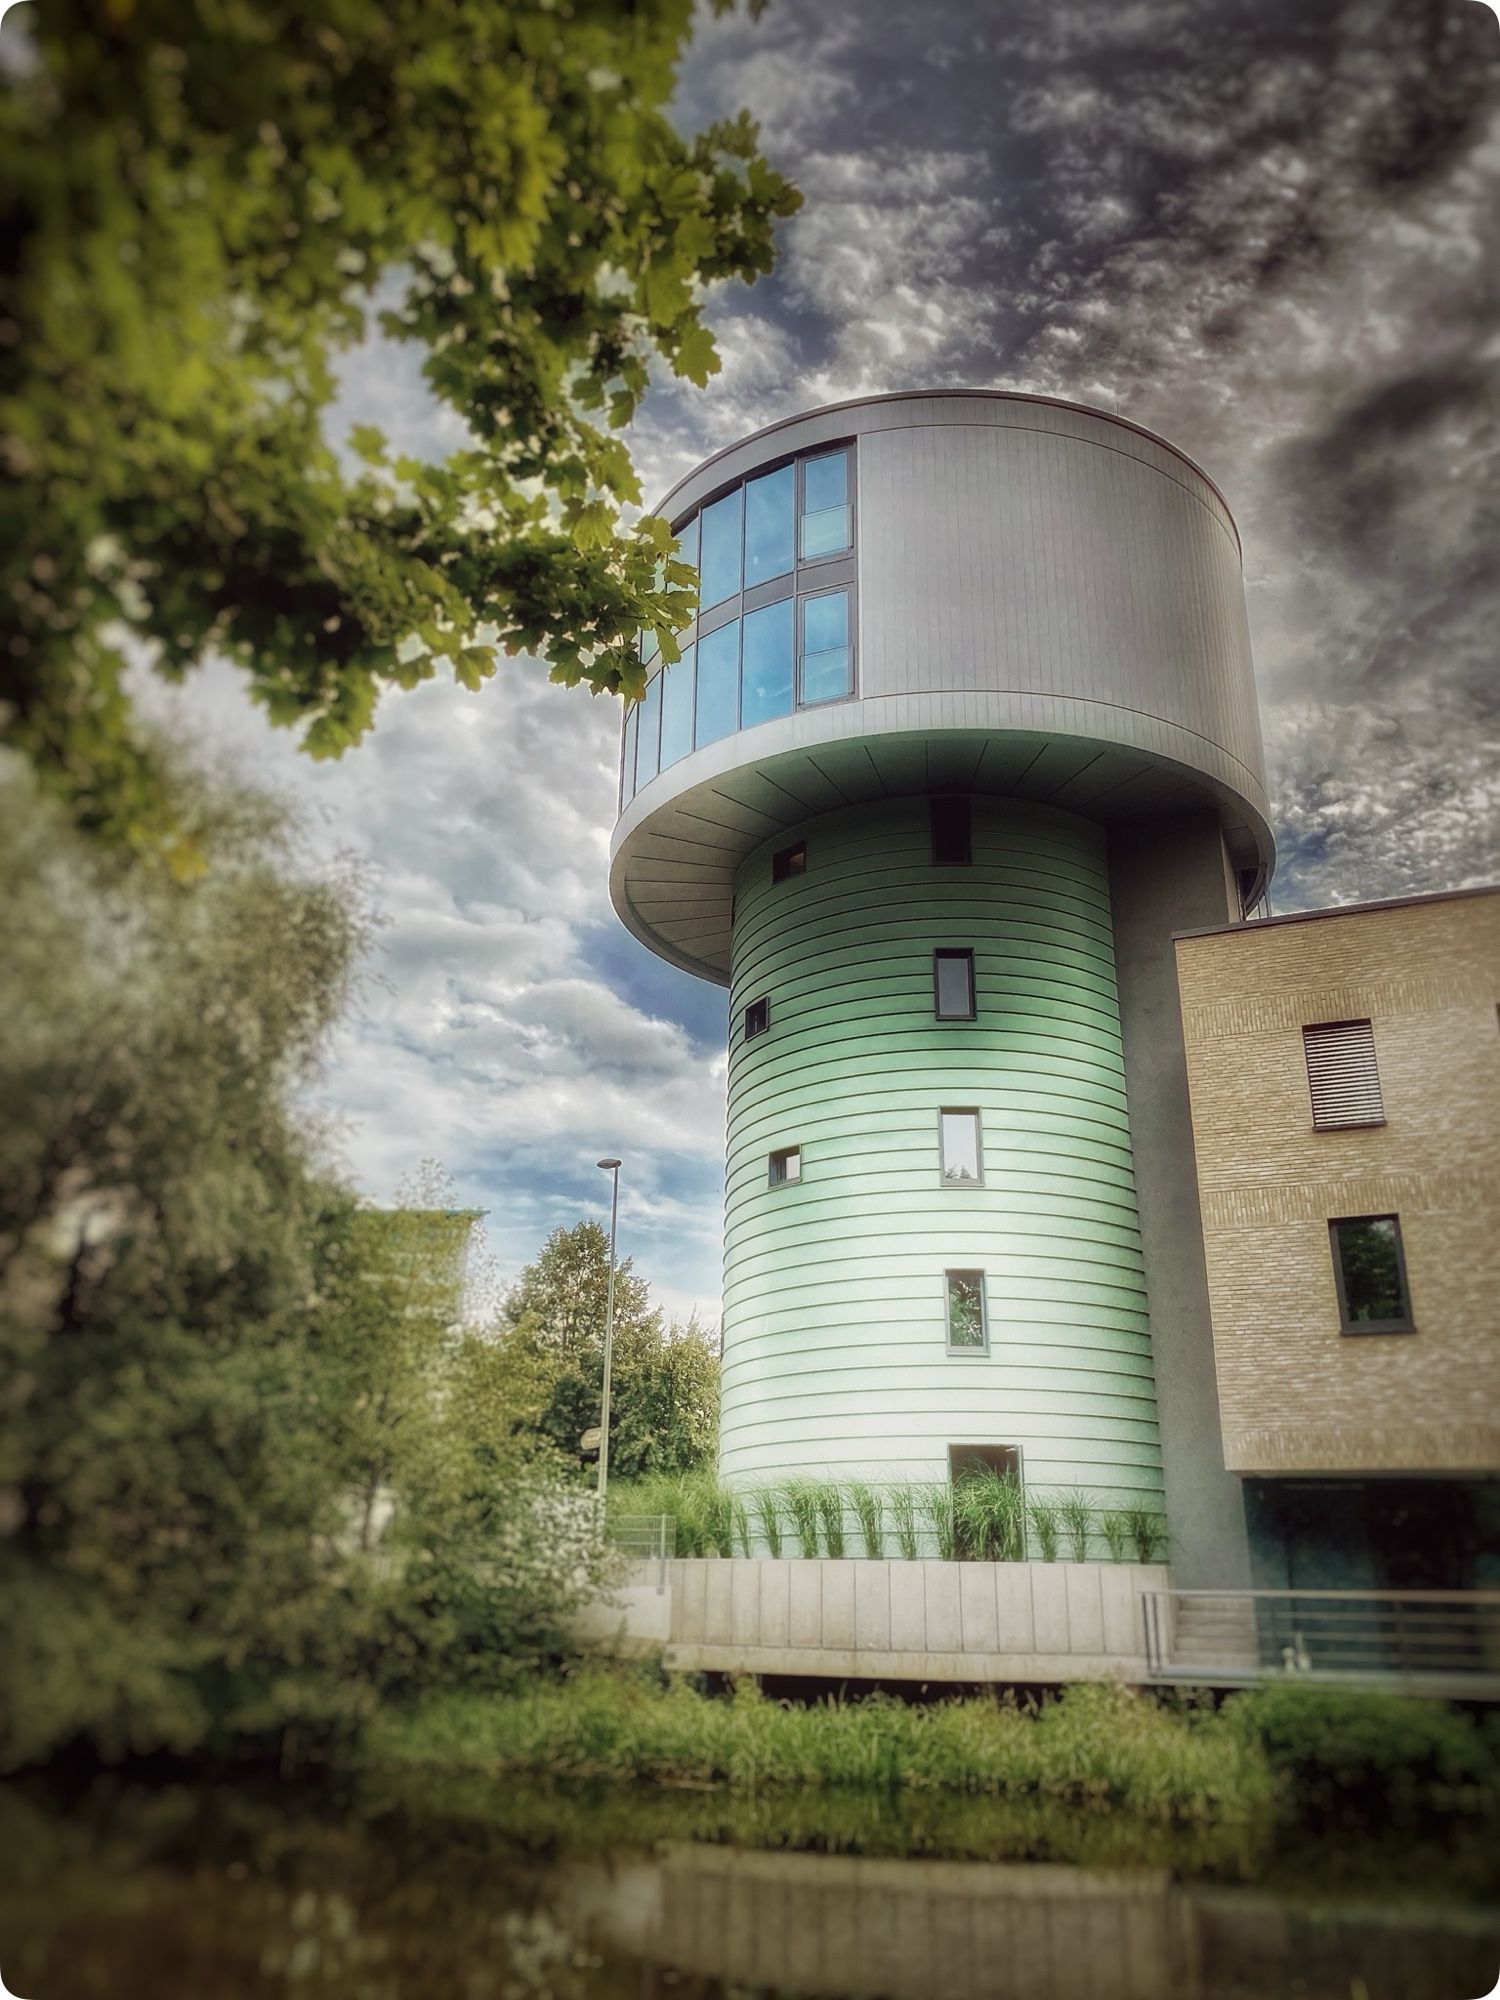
1174, 891, 1500, 1475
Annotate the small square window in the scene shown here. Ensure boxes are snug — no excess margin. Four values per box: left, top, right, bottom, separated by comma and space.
768, 1146, 801, 1188
1330, 1214, 1415, 1334
744, 996, 770, 1040
945, 1269, 987, 1352
772, 842, 806, 884
940, 1109, 982, 1185
934, 949, 976, 1020
930, 797, 971, 867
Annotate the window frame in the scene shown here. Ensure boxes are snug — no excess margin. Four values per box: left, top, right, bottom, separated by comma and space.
944, 1268, 989, 1355
771, 842, 807, 884
1302, 1018, 1385, 1131
796, 447, 855, 567
768, 1144, 801, 1189
939, 1107, 983, 1188
933, 948, 977, 1022
796, 583, 854, 708
743, 995, 770, 1042
1329, 1212, 1416, 1336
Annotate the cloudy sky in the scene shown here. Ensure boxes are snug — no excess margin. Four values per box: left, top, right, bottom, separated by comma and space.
152, 0, 1500, 1324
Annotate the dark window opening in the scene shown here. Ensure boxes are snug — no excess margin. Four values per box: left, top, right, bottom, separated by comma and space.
930, 796, 972, 867
934, 948, 976, 1020
1330, 1214, 1414, 1333
743, 996, 770, 1041
768, 1145, 801, 1188
772, 842, 806, 884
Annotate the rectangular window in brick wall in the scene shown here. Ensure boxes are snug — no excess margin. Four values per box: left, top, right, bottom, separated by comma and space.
1304, 1019, 1385, 1129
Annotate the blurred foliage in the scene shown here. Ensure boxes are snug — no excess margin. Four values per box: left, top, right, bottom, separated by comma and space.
0, 0, 800, 863
497, 1219, 719, 1479
0, 765, 608, 1771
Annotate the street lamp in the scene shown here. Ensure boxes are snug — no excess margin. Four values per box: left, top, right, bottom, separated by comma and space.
595, 1157, 622, 1497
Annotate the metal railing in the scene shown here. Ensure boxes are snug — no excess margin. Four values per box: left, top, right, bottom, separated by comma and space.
1143, 1588, 1500, 1696
606, 1512, 676, 1592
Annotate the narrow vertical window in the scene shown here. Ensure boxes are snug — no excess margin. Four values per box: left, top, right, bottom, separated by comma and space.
800, 590, 851, 705
658, 642, 696, 770
621, 705, 638, 807
744, 464, 795, 585
771, 842, 806, 884
1303, 1020, 1384, 1130
940, 1110, 982, 1185
1330, 1215, 1414, 1333
930, 797, 971, 866
934, 949, 976, 1020
768, 1145, 801, 1187
695, 619, 739, 748
635, 672, 662, 788
800, 450, 850, 559
743, 996, 770, 1040
741, 597, 794, 727
945, 1271, 988, 1352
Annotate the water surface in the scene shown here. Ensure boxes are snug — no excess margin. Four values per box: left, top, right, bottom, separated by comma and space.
0, 1774, 1494, 2000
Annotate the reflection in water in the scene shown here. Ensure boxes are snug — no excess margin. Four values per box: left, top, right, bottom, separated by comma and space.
0, 1776, 1494, 2000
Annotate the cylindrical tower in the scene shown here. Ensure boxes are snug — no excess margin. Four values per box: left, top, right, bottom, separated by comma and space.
609, 391, 1272, 1524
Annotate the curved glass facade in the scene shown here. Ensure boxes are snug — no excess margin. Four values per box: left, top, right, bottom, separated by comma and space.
621, 444, 857, 808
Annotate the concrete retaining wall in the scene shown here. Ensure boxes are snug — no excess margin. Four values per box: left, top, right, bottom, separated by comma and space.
582, 1557, 1168, 1682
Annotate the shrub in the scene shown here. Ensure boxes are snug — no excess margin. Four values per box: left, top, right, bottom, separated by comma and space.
955, 1471, 1025, 1561
815, 1482, 846, 1559
920, 1483, 957, 1563
849, 1482, 885, 1560
1100, 1510, 1128, 1563
1058, 1491, 1096, 1563
703, 1485, 736, 1558
783, 1481, 821, 1558
888, 1484, 920, 1562
1026, 1493, 1061, 1562
1223, 1685, 1500, 1817
1125, 1506, 1167, 1564
752, 1487, 783, 1559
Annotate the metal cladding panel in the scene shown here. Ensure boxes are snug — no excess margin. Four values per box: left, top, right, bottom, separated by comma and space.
856, 423, 1265, 806
719, 795, 1166, 1502
611, 392, 1273, 980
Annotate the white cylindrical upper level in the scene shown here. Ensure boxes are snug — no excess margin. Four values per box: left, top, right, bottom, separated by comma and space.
611, 392, 1273, 984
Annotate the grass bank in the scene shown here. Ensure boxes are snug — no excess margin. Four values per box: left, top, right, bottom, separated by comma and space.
365, 1674, 1500, 1831
367, 1674, 1276, 1825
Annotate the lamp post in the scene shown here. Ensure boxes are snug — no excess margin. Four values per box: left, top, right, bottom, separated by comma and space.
595, 1157, 622, 1498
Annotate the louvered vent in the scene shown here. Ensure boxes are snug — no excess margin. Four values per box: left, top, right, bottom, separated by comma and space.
1303, 1020, 1384, 1129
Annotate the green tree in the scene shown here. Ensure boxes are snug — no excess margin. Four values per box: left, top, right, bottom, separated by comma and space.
1, 0, 799, 863
497, 1220, 718, 1477
0, 759, 373, 1763
0, 763, 608, 1767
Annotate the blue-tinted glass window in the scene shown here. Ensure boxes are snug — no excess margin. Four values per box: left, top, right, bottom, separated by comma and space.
621, 706, 638, 805
659, 642, 695, 769
800, 451, 850, 560
699, 490, 743, 609
800, 590, 851, 704
741, 599, 794, 728
744, 465, 795, 586
636, 671, 662, 787
695, 619, 739, 747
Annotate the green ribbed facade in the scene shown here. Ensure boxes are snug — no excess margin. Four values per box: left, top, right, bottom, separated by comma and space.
721, 796, 1164, 1506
